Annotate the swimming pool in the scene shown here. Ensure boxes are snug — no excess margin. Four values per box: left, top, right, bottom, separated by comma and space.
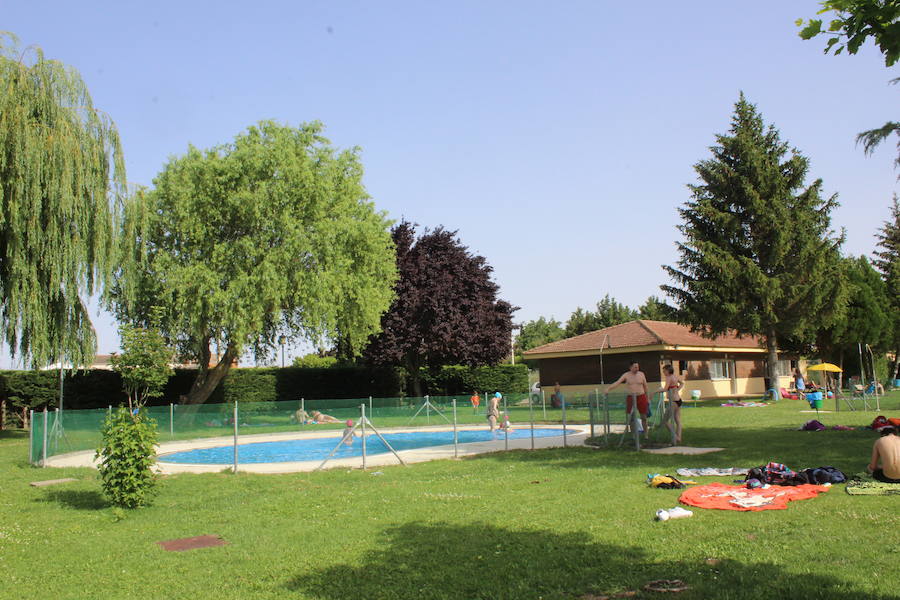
158, 427, 569, 464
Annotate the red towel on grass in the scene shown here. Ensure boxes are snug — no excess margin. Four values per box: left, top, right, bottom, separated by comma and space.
678, 482, 830, 511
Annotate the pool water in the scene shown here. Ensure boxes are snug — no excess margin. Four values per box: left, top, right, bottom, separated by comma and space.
158, 427, 569, 464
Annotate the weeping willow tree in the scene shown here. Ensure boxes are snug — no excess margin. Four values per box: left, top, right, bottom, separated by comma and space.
0, 33, 125, 368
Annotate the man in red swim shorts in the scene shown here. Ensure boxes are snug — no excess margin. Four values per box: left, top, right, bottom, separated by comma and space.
607, 360, 650, 435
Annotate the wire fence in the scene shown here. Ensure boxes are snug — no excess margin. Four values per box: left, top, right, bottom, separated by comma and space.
31, 388, 897, 467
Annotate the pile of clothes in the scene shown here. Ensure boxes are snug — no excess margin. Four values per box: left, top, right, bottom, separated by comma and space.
744, 461, 846, 487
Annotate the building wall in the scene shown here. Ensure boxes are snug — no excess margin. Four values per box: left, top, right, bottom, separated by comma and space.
538, 351, 789, 400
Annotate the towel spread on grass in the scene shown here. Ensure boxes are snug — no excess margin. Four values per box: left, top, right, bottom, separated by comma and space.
720, 401, 769, 407
678, 482, 830, 511
676, 467, 750, 477
845, 475, 900, 496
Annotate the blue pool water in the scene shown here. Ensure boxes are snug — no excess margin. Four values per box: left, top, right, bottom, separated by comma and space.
159, 427, 569, 464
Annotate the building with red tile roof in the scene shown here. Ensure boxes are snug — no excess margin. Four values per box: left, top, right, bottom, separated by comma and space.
524, 320, 793, 401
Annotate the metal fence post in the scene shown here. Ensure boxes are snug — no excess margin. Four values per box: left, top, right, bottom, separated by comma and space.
425, 395, 430, 424
452, 399, 458, 458
29, 409, 33, 464
369, 396, 373, 419
561, 396, 568, 447
233, 400, 238, 473
41, 407, 48, 467
361, 404, 367, 470
503, 394, 508, 451
170, 403, 174, 438
529, 393, 534, 450
590, 390, 597, 439
633, 405, 641, 452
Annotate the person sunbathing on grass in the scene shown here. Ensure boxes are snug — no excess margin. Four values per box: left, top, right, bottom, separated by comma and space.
309, 410, 341, 424
867, 426, 900, 483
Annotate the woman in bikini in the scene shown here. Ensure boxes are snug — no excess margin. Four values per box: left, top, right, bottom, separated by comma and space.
656, 364, 684, 444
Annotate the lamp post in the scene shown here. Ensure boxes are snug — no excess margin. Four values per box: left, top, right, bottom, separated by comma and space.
279, 335, 286, 368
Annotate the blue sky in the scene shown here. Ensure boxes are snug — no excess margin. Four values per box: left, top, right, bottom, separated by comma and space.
3, 1, 897, 366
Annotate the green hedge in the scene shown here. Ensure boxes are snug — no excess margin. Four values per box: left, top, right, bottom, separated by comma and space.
0, 363, 525, 411
418, 364, 528, 395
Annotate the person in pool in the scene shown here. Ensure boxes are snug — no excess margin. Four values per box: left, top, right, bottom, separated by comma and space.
340, 420, 358, 445
487, 392, 501, 432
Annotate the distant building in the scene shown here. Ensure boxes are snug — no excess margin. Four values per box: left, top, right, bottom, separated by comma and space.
523, 320, 794, 400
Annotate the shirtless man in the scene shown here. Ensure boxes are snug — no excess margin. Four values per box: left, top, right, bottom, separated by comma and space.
867, 426, 900, 483
487, 392, 501, 433
607, 360, 650, 435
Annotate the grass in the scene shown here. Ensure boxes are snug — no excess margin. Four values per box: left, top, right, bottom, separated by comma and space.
2, 392, 900, 599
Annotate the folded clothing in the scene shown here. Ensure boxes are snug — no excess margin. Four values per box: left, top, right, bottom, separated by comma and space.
676, 467, 750, 477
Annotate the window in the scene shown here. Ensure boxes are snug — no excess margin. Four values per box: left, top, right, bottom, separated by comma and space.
709, 360, 731, 380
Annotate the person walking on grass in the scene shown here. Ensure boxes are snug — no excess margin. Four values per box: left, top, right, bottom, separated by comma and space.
607, 360, 650, 436
656, 364, 684, 444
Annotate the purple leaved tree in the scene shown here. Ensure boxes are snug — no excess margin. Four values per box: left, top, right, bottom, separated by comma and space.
364, 221, 517, 396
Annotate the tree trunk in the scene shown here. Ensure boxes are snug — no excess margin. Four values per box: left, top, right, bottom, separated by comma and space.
405, 355, 423, 398
184, 340, 238, 405
765, 330, 779, 399
838, 348, 844, 390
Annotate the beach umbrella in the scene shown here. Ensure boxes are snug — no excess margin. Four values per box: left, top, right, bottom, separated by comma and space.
807, 363, 842, 372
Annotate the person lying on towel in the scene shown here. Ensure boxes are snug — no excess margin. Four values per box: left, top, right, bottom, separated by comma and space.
867, 426, 900, 483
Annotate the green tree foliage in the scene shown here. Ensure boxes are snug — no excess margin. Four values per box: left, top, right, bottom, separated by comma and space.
798, 1, 900, 167
637, 295, 676, 321
873, 196, 900, 377
662, 95, 846, 388
0, 34, 126, 368
363, 222, 516, 397
95, 407, 159, 508
515, 317, 565, 354
110, 121, 396, 404
292, 353, 339, 369
798, 0, 900, 66
564, 295, 637, 337
817, 256, 891, 373
110, 309, 173, 410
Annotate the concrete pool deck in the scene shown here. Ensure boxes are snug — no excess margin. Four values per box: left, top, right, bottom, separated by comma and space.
44, 424, 595, 474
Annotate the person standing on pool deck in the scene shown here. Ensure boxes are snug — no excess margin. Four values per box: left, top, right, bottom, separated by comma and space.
607, 361, 650, 436
656, 364, 684, 444
470, 392, 481, 413
487, 392, 501, 433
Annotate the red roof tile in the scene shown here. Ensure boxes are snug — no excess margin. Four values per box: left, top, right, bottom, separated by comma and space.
523, 320, 763, 356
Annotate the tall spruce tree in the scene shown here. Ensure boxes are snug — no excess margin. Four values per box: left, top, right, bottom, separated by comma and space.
0, 34, 125, 368
873, 196, 900, 378
662, 95, 846, 390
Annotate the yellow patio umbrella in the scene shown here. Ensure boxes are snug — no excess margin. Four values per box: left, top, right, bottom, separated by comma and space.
806, 363, 842, 402
807, 363, 843, 372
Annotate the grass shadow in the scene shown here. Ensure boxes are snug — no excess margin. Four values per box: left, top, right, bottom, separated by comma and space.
473, 422, 875, 477
40, 488, 107, 510
285, 521, 889, 599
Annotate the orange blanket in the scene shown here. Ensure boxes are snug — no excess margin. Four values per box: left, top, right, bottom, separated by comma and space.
678, 482, 830, 511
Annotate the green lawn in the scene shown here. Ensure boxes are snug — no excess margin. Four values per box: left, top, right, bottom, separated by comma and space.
2, 393, 899, 599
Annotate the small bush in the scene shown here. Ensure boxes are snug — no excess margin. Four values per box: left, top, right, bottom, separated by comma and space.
95, 408, 159, 508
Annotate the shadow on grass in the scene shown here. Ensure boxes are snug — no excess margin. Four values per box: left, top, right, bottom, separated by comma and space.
285, 521, 887, 600
40, 488, 107, 510
0, 429, 28, 440
469, 424, 875, 476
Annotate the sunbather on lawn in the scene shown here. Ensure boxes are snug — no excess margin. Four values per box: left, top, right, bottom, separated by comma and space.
867, 426, 900, 483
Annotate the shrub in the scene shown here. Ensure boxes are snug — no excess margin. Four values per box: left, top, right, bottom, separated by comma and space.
95, 407, 159, 508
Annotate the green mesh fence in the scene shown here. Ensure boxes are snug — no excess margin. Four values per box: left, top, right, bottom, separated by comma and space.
28, 391, 710, 464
